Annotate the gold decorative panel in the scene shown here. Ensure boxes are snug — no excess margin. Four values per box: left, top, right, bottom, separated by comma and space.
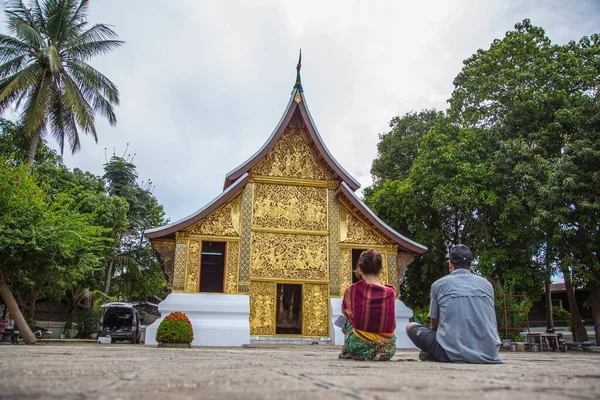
340, 205, 387, 245
151, 240, 176, 286
387, 251, 399, 297
252, 117, 330, 181
249, 281, 276, 336
184, 240, 201, 292
303, 283, 329, 337
339, 248, 353, 295
397, 253, 415, 285
185, 196, 241, 237
251, 232, 328, 281
239, 184, 254, 293
253, 183, 327, 231
328, 189, 340, 296
172, 242, 187, 291
225, 241, 240, 294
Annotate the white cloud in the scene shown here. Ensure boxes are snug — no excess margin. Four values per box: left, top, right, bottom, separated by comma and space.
1, 0, 598, 222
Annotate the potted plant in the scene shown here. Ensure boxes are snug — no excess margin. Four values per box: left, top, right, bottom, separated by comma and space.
156, 312, 193, 348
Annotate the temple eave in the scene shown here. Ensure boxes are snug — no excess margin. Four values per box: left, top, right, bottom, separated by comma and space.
336, 182, 427, 254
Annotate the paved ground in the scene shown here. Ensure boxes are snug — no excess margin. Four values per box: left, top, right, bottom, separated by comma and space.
0, 344, 599, 400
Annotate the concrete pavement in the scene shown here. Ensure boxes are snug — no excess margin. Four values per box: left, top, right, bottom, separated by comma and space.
0, 344, 598, 399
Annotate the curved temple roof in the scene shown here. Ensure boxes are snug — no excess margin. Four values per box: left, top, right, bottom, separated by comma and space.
337, 182, 428, 254
145, 173, 249, 239
223, 88, 361, 191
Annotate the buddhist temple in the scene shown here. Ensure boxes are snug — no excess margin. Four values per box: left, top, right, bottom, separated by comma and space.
144, 54, 427, 347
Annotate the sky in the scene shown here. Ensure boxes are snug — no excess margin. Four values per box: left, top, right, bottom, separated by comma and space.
1, 0, 599, 225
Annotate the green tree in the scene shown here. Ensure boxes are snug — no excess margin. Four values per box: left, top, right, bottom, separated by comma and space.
103, 155, 169, 301
365, 20, 599, 344
0, 0, 123, 165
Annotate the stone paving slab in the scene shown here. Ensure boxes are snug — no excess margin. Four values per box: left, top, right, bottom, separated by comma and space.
0, 344, 598, 399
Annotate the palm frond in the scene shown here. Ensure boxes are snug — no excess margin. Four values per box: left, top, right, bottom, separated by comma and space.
66, 60, 119, 103
72, 0, 91, 22
4, 1, 37, 31
29, 0, 48, 36
92, 92, 117, 125
45, 0, 82, 45
65, 23, 119, 45
0, 34, 32, 63
49, 79, 79, 154
0, 63, 42, 104
64, 39, 123, 61
48, 45, 63, 73
61, 73, 97, 140
20, 70, 51, 137
0, 55, 29, 80
7, 17, 45, 48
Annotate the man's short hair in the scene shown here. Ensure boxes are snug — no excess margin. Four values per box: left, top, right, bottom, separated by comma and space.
446, 244, 473, 268
357, 249, 383, 275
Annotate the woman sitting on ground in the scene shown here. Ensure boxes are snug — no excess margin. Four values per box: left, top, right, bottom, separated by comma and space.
339, 249, 396, 361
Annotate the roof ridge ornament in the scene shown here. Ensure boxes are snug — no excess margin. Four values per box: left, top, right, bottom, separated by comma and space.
293, 49, 303, 93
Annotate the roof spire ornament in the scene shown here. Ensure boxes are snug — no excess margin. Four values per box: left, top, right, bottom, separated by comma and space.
294, 49, 303, 92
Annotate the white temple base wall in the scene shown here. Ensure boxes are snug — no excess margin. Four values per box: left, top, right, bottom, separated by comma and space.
144, 293, 250, 347
330, 298, 416, 349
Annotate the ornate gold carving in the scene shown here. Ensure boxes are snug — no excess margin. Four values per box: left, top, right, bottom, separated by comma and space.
249, 280, 276, 336
151, 240, 176, 286
184, 240, 202, 292
251, 232, 328, 281
397, 253, 415, 285
339, 248, 353, 295
251, 176, 330, 188
387, 252, 399, 297
185, 197, 241, 237
303, 283, 329, 337
225, 241, 240, 294
381, 253, 389, 285
253, 183, 327, 231
328, 189, 340, 296
172, 242, 188, 291
339, 206, 348, 242
176, 231, 189, 243
339, 204, 387, 245
189, 234, 240, 242
252, 117, 330, 181
252, 227, 328, 236
294, 90, 302, 103
230, 196, 241, 234
239, 184, 254, 293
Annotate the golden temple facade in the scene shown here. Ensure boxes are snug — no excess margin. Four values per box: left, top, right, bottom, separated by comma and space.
147, 64, 426, 339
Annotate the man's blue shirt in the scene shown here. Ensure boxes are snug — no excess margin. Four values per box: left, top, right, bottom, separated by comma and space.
429, 268, 503, 363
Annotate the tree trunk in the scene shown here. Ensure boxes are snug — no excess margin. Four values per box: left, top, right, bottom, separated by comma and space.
26, 292, 38, 320
590, 286, 600, 346
545, 278, 554, 330
104, 257, 114, 295
562, 268, 588, 342
25, 130, 41, 173
0, 282, 36, 344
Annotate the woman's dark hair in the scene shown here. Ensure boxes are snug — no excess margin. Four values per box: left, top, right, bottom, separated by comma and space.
357, 249, 382, 275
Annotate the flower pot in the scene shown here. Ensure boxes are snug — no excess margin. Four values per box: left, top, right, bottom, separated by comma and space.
158, 343, 191, 348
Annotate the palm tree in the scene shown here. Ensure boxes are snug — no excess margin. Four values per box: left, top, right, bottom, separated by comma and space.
0, 0, 123, 165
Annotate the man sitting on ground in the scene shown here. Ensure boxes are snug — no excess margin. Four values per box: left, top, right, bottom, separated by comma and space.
406, 244, 502, 363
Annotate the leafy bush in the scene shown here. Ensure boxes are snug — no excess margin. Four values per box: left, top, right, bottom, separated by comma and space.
74, 308, 103, 338
552, 306, 572, 330
156, 312, 193, 344
411, 307, 430, 326
495, 284, 532, 341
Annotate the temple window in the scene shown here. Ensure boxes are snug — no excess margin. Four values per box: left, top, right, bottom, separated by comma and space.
199, 242, 226, 293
